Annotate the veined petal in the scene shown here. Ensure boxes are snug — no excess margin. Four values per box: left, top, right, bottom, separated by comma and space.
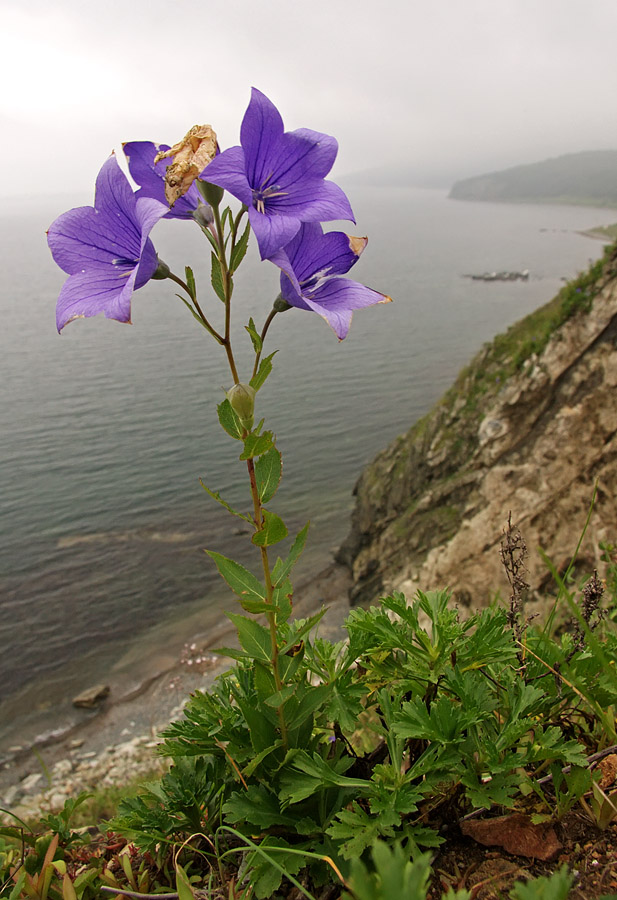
55, 267, 138, 331
277, 223, 366, 283
269, 178, 355, 223
134, 197, 168, 288
93, 156, 142, 243
305, 277, 391, 338
201, 146, 253, 204
48, 205, 137, 275
241, 87, 285, 188
271, 129, 338, 188
248, 206, 301, 260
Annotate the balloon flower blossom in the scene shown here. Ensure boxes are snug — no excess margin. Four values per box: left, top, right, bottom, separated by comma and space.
202, 88, 354, 259
47, 157, 167, 332
269, 223, 392, 339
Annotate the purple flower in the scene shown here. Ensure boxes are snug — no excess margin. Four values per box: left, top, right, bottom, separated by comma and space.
269, 223, 391, 339
47, 156, 167, 332
123, 141, 212, 223
202, 88, 354, 260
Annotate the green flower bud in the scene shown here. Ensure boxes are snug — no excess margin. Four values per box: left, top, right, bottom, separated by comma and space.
197, 180, 225, 207
226, 382, 256, 431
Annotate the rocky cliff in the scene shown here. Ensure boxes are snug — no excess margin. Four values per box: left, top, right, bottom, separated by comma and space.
338, 242, 617, 609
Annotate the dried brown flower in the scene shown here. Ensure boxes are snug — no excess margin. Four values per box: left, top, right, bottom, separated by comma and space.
154, 125, 217, 207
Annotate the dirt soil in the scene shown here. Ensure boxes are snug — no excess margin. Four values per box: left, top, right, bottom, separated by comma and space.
424, 811, 617, 899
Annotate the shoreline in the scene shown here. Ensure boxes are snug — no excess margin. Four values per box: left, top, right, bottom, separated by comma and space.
0, 563, 352, 815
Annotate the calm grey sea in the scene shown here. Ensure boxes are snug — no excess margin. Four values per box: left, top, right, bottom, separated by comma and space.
1, 186, 615, 752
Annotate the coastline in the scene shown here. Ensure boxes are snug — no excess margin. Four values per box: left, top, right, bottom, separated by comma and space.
0, 563, 352, 817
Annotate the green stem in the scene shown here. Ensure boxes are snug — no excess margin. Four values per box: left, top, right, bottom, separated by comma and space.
210, 200, 286, 745
165, 270, 224, 344
252, 308, 278, 379
247, 456, 288, 749
212, 204, 240, 385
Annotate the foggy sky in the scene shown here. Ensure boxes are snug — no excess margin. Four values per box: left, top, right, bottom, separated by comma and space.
3, 0, 617, 198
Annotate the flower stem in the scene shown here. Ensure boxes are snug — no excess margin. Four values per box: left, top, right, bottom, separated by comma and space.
252, 309, 278, 379
165, 270, 224, 344
246, 456, 288, 749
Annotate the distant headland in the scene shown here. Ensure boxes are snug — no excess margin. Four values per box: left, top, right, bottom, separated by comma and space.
449, 149, 617, 208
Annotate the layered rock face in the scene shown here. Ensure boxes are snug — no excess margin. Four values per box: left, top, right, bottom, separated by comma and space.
338, 244, 617, 609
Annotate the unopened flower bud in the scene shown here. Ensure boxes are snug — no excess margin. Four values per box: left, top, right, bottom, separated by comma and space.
197, 180, 225, 207
226, 383, 256, 431
192, 201, 214, 229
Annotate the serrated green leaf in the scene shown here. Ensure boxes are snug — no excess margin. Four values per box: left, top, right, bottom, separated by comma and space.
509, 866, 573, 900
223, 786, 297, 829
231, 221, 251, 273
280, 609, 326, 653
199, 478, 252, 523
273, 522, 310, 586
273, 580, 293, 623
250, 351, 277, 392
245, 316, 262, 354
217, 398, 244, 440
206, 551, 265, 601
264, 684, 297, 708
284, 683, 334, 731
210, 251, 226, 302
252, 509, 288, 547
242, 740, 284, 778
240, 430, 274, 459
255, 446, 282, 503
184, 265, 196, 299
226, 612, 271, 663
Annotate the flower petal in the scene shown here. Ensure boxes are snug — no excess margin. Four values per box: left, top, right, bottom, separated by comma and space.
304, 277, 390, 338
55, 267, 138, 331
269, 178, 355, 223
200, 146, 253, 205
248, 206, 302, 261
270, 129, 339, 188
241, 87, 285, 188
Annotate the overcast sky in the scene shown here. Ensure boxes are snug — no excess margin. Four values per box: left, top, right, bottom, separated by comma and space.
3, 0, 617, 198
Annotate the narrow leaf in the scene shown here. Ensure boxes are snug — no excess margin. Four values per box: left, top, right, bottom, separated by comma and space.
199, 479, 252, 523
217, 398, 244, 440
252, 509, 288, 547
210, 251, 226, 302
255, 446, 282, 503
280, 609, 326, 654
184, 265, 196, 299
177, 294, 210, 331
231, 221, 251, 273
206, 551, 265, 600
273, 522, 310, 586
250, 351, 277, 392
245, 323, 262, 358
264, 685, 297, 708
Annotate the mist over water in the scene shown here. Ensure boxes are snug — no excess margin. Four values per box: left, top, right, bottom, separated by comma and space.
1, 188, 615, 751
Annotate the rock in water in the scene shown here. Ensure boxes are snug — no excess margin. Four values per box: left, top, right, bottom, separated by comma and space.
72, 684, 110, 709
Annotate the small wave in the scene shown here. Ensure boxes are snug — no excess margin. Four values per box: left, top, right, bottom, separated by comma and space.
57, 530, 198, 549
